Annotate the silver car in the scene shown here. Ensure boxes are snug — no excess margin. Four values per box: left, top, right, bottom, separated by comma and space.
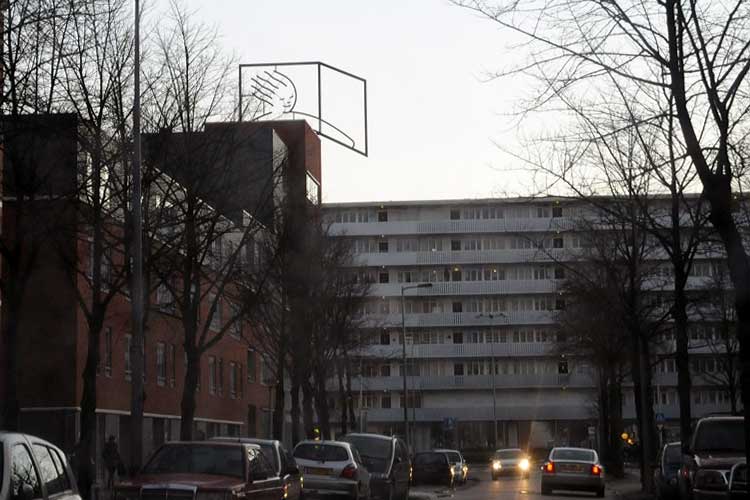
435, 449, 468, 484
491, 448, 531, 479
541, 447, 605, 497
293, 440, 371, 500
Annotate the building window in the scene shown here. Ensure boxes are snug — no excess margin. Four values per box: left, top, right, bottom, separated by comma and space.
453, 363, 464, 376
247, 350, 256, 383
452, 302, 463, 313
380, 332, 390, 345
553, 237, 564, 249
209, 294, 222, 332
379, 272, 389, 284
378, 241, 389, 253
208, 356, 216, 394
554, 267, 566, 279
229, 362, 238, 399
451, 240, 461, 251
103, 327, 112, 377
451, 268, 462, 281
217, 358, 224, 396
380, 364, 391, 377
378, 210, 388, 222
125, 334, 132, 380
381, 395, 391, 409
156, 282, 175, 313
230, 303, 242, 339
552, 205, 563, 218
156, 342, 166, 386
453, 332, 464, 344
247, 404, 257, 437
168, 344, 176, 387
450, 209, 460, 220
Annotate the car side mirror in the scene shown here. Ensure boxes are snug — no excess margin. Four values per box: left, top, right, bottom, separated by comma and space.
20, 484, 35, 500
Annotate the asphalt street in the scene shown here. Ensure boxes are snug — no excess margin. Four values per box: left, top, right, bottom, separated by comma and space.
411, 466, 642, 500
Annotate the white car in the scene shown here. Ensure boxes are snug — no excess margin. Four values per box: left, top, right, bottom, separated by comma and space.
491, 448, 531, 479
434, 449, 468, 484
293, 440, 371, 500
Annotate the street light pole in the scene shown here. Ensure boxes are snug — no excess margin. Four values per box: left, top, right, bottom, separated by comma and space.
401, 283, 432, 452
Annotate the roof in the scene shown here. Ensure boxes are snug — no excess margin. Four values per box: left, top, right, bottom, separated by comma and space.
551, 447, 597, 452
211, 437, 278, 446
343, 433, 394, 442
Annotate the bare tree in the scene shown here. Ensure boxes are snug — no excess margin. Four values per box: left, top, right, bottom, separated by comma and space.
452, 0, 750, 462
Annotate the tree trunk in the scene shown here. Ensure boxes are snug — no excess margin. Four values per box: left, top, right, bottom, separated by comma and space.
180, 348, 200, 440
629, 332, 647, 490
1, 298, 21, 430
302, 379, 315, 439
337, 360, 347, 435
345, 360, 357, 432
639, 336, 658, 493
673, 266, 693, 455
290, 375, 301, 445
273, 354, 285, 441
608, 377, 625, 478
597, 369, 610, 468
314, 369, 331, 440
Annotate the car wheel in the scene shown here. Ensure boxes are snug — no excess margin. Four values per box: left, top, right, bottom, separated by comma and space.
596, 487, 605, 498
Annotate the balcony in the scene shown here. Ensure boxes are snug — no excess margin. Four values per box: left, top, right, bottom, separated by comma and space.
361, 310, 556, 328
337, 403, 594, 422
369, 280, 560, 297
362, 342, 553, 359
329, 218, 575, 237
341, 373, 594, 392
353, 248, 571, 267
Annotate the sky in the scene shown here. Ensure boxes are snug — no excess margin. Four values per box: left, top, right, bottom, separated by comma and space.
185, 0, 537, 203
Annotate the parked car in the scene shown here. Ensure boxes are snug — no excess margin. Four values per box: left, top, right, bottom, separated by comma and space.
212, 437, 302, 500
434, 449, 468, 484
411, 451, 454, 488
541, 447, 605, 497
679, 416, 745, 500
114, 441, 282, 500
654, 442, 682, 500
0, 432, 82, 500
341, 433, 411, 500
293, 440, 371, 500
491, 448, 531, 479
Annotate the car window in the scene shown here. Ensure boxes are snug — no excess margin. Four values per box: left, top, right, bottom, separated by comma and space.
32, 445, 66, 496
495, 450, 523, 459
664, 445, 681, 464
341, 437, 392, 473
11, 444, 43, 500
552, 449, 595, 462
395, 440, 408, 463
249, 448, 273, 478
143, 444, 244, 478
48, 449, 72, 492
445, 452, 461, 463
694, 420, 745, 453
285, 451, 298, 472
415, 453, 444, 465
259, 444, 279, 473
293, 444, 349, 462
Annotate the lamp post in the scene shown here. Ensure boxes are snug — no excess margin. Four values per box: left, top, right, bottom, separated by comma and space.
478, 312, 507, 447
401, 283, 433, 451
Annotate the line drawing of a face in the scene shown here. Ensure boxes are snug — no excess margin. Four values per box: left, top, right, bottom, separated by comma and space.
250, 69, 297, 118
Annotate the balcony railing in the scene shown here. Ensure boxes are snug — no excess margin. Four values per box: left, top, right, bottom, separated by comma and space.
369, 280, 560, 297
329, 218, 575, 237
362, 310, 556, 328
361, 342, 553, 359
353, 248, 571, 267
339, 373, 594, 392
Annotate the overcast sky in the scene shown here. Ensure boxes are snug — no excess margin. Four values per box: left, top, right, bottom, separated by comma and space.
187, 0, 536, 203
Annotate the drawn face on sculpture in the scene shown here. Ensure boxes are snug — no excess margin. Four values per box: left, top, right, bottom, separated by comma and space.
250, 70, 297, 118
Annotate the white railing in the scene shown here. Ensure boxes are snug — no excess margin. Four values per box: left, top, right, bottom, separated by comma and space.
329, 218, 575, 237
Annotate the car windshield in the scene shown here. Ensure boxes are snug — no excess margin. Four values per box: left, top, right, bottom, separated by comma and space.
142, 444, 244, 478
293, 444, 349, 462
694, 420, 745, 453
552, 449, 595, 462
415, 453, 445, 465
495, 450, 523, 460
342, 437, 391, 473
445, 452, 461, 463
664, 445, 682, 464
260, 444, 279, 472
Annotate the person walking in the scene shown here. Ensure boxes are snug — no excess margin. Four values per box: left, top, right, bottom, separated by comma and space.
102, 436, 121, 489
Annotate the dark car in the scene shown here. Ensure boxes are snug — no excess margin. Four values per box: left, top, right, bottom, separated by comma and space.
412, 451, 454, 488
341, 433, 411, 500
212, 437, 302, 500
0, 432, 82, 500
654, 442, 682, 500
679, 416, 745, 500
114, 441, 283, 500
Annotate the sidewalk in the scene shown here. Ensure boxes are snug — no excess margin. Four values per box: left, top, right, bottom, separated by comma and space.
606, 469, 652, 500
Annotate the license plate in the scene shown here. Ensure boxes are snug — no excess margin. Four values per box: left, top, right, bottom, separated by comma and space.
305, 467, 331, 475
560, 464, 584, 473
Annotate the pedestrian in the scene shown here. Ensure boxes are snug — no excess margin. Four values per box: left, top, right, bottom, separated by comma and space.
102, 435, 121, 489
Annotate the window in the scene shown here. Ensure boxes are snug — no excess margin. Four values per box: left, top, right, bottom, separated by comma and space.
553, 237, 564, 249
380, 365, 391, 377
125, 334, 132, 380
217, 358, 224, 396
247, 350, 256, 383
381, 395, 392, 409
453, 332, 464, 344
156, 342, 166, 386
33, 444, 66, 496
229, 362, 238, 399
48, 448, 72, 492
379, 272, 389, 284
168, 344, 176, 387
378, 210, 388, 222
378, 241, 389, 253
452, 302, 463, 313
453, 363, 464, 376
451, 240, 461, 251
451, 268, 462, 281
208, 356, 216, 394
552, 205, 563, 218
248, 404, 258, 437
554, 267, 566, 279
380, 332, 390, 345
103, 327, 112, 377
450, 209, 460, 220
209, 294, 222, 331
11, 444, 42, 499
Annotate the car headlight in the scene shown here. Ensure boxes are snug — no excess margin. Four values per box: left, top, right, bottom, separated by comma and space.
519, 458, 530, 471
694, 470, 728, 491
463, 465, 468, 472
493, 460, 502, 470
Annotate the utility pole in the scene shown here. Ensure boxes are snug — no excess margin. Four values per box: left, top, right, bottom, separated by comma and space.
129, 0, 145, 472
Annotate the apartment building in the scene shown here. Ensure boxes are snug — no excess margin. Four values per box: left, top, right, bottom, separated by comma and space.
323, 198, 737, 451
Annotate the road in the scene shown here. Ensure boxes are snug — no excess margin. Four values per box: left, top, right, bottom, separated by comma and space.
412, 466, 641, 500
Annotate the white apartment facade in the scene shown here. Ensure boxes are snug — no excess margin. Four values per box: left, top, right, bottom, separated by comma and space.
322, 197, 736, 452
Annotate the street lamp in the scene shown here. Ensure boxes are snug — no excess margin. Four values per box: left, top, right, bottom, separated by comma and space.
401, 283, 433, 451
477, 312, 507, 448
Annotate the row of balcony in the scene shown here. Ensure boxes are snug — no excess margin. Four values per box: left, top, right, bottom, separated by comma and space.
341, 374, 595, 391
329, 218, 575, 237
362, 311, 555, 328
353, 248, 569, 267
